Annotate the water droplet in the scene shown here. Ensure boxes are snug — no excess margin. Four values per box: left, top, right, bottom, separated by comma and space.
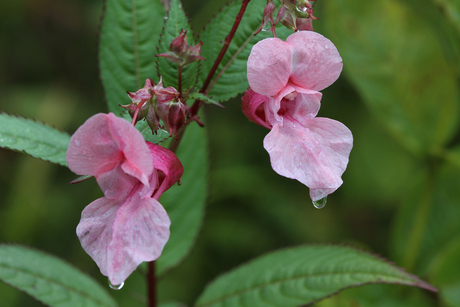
261, 22, 271, 31
296, 5, 308, 13
163, 16, 168, 20
312, 197, 327, 209
324, 45, 329, 49
75, 140, 80, 146
108, 280, 124, 290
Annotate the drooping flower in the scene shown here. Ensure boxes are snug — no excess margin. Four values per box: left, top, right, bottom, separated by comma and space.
66, 113, 183, 285
243, 31, 353, 201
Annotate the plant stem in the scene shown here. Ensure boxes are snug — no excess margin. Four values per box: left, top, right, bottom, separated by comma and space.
178, 65, 183, 95
189, 0, 252, 116
147, 261, 156, 307
402, 164, 436, 272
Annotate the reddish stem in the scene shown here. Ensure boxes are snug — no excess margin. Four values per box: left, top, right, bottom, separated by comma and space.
178, 65, 183, 95
189, 0, 251, 116
131, 99, 148, 125
148, 261, 156, 307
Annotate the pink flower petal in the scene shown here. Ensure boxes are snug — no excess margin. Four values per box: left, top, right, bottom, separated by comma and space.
264, 85, 322, 126
76, 194, 170, 286
286, 31, 343, 91
66, 113, 153, 187
247, 38, 291, 97
263, 117, 353, 201
95, 161, 139, 200
241, 88, 271, 129
146, 142, 184, 199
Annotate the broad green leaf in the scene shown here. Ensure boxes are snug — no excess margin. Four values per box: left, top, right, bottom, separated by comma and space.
324, 0, 459, 155
195, 245, 435, 307
99, 0, 166, 113
187, 92, 224, 108
431, 238, 460, 307
316, 284, 435, 307
432, 0, 460, 36
391, 148, 460, 275
121, 111, 171, 144
157, 0, 198, 91
199, 0, 291, 102
0, 113, 70, 166
160, 302, 188, 307
157, 120, 208, 274
0, 245, 116, 307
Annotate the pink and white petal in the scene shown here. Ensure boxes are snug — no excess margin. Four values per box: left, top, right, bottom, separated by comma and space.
146, 142, 184, 199
281, 86, 322, 124
107, 113, 153, 186
96, 162, 139, 200
66, 113, 124, 176
247, 38, 292, 97
263, 119, 352, 201
286, 31, 342, 91
76, 195, 170, 286
241, 88, 271, 129
66, 113, 153, 186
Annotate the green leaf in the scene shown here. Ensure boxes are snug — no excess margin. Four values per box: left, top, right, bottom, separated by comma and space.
187, 92, 224, 108
435, 0, 460, 36
121, 111, 171, 144
324, 0, 459, 155
391, 148, 460, 275
0, 113, 70, 166
157, 0, 198, 91
431, 238, 460, 307
199, 0, 291, 102
99, 0, 166, 113
157, 120, 208, 274
195, 245, 436, 307
0, 244, 117, 307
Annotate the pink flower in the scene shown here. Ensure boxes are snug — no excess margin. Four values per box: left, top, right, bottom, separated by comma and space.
244, 31, 353, 201
66, 113, 183, 285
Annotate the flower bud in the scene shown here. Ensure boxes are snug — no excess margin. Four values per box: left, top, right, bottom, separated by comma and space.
156, 29, 205, 67
153, 76, 180, 103
157, 99, 187, 138
122, 78, 156, 121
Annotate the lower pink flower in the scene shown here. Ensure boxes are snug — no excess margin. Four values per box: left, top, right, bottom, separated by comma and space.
66, 113, 183, 285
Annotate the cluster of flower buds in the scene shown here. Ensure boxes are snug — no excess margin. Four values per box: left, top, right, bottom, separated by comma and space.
258, 0, 318, 34
156, 29, 205, 67
121, 77, 186, 138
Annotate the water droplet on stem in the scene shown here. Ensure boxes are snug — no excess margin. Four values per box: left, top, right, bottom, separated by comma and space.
108, 280, 124, 290
312, 197, 327, 209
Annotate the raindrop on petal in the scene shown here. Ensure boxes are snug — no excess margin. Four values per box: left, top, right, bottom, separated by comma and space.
312, 197, 327, 209
108, 280, 124, 290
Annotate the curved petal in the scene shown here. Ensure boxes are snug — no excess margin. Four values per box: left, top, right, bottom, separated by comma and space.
66, 113, 153, 187
286, 31, 342, 91
96, 161, 139, 199
263, 118, 353, 201
76, 194, 170, 286
247, 37, 291, 96
241, 88, 271, 129
281, 86, 322, 125
146, 142, 184, 199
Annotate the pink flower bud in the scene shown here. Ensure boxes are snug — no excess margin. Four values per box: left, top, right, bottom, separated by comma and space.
156, 29, 205, 67
157, 100, 187, 138
153, 76, 180, 103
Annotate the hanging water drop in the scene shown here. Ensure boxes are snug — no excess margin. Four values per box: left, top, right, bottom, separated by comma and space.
312, 197, 327, 209
261, 22, 272, 32
108, 280, 124, 290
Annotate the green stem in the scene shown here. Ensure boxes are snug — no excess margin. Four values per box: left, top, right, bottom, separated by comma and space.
402, 167, 435, 272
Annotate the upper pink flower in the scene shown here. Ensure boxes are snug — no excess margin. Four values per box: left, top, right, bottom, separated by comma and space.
244, 31, 352, 201
66, 113, 183, 285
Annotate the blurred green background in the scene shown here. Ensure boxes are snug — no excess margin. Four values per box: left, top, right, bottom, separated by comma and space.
1, 0, 459, 306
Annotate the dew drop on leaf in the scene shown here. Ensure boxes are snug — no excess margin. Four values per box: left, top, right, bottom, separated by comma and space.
312, 197, 327, 209
108, 280, 124, 290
